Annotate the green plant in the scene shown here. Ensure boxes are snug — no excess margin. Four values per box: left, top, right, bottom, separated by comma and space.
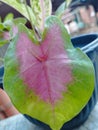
0, 0, 95, 130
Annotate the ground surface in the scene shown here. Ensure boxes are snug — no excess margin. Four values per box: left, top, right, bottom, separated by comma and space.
73, 102, 98, 130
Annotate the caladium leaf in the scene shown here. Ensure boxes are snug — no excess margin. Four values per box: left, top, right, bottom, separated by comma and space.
55, 0, 72, 18
0, 15, 27, 47
55, 2, 66, 17
0, 13, 13, 31
66, 0, 72, 7
0, 14, 13, 46
0, 31, 8, 46
30, 0, 52, 31
4, 16, 94, 130
4, 13, 14, 23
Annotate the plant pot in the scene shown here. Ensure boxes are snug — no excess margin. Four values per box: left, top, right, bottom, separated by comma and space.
0, 33, 98, 130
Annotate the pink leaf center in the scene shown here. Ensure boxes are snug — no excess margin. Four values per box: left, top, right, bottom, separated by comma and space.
16, 24, 73, 105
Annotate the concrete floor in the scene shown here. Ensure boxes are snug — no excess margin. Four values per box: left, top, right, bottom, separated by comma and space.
74, 102, 98, 130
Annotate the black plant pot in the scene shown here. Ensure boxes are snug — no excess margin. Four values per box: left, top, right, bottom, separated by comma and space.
0, 34, 98, 130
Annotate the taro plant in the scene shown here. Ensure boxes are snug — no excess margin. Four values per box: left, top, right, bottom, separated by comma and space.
0, 0, 95, 130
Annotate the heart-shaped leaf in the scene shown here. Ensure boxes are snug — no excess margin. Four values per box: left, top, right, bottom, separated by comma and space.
4, 16, 94, 130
